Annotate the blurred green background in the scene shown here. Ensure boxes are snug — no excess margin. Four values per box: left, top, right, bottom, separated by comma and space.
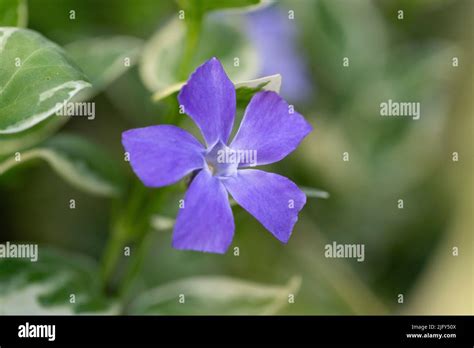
0, 0, 472, 314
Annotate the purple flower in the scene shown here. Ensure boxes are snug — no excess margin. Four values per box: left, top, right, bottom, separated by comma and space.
122, 58, 312, 254
246, 5, 314, 102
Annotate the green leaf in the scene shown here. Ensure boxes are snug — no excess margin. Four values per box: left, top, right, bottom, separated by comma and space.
150, 214, 175, 231
235, 74, 282, 108
151, 82, 185, 102
0, 0, 27, 27
140, 17, 258, 95
177, 0, 266, 15
234, 74, 281, 92
0, 36, 142, 155
0, 28, 91, 134
64, 36, 143, 99
128, 276, 301, 315
301, 186, 330, 199
152, 73, 281, 103
0, 115, 66, 155
0, 134, 125, 197
0, 247, 116, 314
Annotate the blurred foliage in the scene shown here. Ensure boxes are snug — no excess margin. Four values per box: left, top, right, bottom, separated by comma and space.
127, 276, 300, 315
0, 134, 126, 196
0, 248, 114, 314
0, 0, 27, 27
0, 0, 472, 314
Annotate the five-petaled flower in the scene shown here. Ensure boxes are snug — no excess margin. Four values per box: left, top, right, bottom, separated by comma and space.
122, 57, 312, 253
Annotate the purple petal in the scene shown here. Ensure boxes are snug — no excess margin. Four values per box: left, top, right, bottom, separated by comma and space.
222, 169, 306, 243
172, 168, 235, 253
230, 91, 312, 167
178, 57, 236, 146
122, 125, 205, 187
246, 5, 314, 102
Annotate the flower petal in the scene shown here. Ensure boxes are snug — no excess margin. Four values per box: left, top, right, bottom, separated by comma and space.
172, 169, 235, 253
222, 169, 306, 243
178, 57, 236, 146
122, 125, 205, 187
246, 6, 313, 102
230, 91, 312, 167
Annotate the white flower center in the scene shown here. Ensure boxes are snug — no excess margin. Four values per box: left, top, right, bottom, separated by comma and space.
205, 141, 239, 177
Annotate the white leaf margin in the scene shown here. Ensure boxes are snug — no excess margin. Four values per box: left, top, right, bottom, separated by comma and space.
128, 275, 301, 315
152, 73, 282, 102
0, 146, 119, 196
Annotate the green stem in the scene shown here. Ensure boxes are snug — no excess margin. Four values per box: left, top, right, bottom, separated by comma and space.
117, 186, 176, 299
100, 2, 203, 302
100, 181, 148, 293
117, 230, 154, 302
163, 96, 180, 124
178, 16, 203, 80
100, 218, 127, 293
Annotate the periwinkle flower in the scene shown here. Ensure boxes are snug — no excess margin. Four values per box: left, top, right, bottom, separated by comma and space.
122, 58, 312, 253
246, 4, 313, 102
